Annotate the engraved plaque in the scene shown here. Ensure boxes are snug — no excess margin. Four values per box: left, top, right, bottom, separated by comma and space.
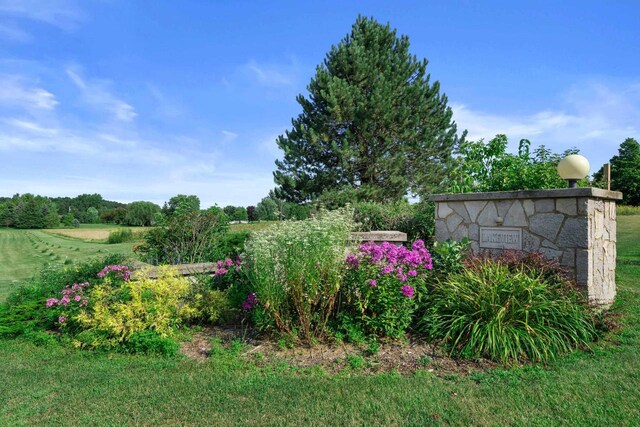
479, 227, 522, 250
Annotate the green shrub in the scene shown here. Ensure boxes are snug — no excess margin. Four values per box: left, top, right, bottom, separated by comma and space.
244, 208, 355, 344
0, 254, 126, 339
419, 261, 598, 364
617, 205, 640, 215
352, 200, 435, 243
106, 228, 134, 244
73, 267, 197, 348
214, 230, 251, 259
430, 238, 471, 278
126, 330, 180, 357
135, 210, 228, 264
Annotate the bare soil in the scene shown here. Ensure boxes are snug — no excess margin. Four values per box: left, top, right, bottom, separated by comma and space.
180, 325, 497, 375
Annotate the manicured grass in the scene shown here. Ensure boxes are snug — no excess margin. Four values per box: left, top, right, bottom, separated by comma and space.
0, 228, 137, 301
1, 218, 640, 425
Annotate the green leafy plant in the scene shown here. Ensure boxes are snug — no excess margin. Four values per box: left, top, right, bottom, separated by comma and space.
243, 208, 355, 344
135, 210, 228, 264
431, 238, 471, 277
419, 260, 598, 364
0, 254, 126, 339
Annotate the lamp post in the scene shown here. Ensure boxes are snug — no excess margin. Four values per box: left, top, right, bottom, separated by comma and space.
557, 154, 590, 188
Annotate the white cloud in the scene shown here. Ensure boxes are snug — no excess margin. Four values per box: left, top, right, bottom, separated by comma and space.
451, 80, 640, 169
0, 0, 83, 30
0, 75, 58, 111
66, 67, 137, 122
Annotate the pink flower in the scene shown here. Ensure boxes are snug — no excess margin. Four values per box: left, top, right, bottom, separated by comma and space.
224, 258, 234, 267
407, 269, 418, 277
401, 285, 414, 298
214, 268, 228, 276
58, 316, 66, 323
45, 298, 58, 307
74, 295, 82, 302
368, 279, 377, 287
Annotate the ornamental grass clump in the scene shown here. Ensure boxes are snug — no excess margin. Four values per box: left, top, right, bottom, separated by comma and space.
243, 207, 355, 344
341, 240, 433, 338
419, 260, 598, 364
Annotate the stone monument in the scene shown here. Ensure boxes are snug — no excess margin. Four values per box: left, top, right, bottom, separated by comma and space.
430, 187, 622, 306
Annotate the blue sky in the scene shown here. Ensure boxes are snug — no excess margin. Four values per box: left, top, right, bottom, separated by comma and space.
0, 1, 638, 207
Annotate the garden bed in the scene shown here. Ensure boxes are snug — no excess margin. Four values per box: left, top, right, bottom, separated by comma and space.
180, 325, 497, 375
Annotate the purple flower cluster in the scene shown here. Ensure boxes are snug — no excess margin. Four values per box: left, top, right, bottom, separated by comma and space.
346, 240, 432, 298
46, 282, 90, 322
97, 264, 131, 281
356, 240, 433, 270
214, 257, 242, 276
242, 292, 258, 311
401, 285, 415, 299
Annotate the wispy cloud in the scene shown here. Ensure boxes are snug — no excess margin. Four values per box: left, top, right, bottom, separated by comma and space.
66, 66, 137, 122
0, 21, 31, 42
0, 75, 58, 111
451, 80, 640, 168
0, 0, 83, 30
244, 60, 296, 87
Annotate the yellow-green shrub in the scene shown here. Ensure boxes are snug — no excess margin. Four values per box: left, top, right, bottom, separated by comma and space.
74, 267, 196, 348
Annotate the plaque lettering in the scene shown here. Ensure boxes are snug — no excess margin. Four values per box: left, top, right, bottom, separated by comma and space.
479, 227, 522, 250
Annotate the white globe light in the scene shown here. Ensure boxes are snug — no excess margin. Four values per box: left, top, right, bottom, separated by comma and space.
557, 154, 590, 180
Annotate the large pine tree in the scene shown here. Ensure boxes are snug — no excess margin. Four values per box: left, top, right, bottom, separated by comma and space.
274, 16, 464, 203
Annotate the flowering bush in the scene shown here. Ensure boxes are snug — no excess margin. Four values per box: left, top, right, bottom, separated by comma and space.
341, 240, 433, 338
243, 207, 355, 344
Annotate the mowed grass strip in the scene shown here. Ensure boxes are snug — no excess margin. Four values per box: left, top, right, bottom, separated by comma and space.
0, 228, 137, 301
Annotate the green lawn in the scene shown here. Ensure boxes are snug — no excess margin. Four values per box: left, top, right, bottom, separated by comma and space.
1, 218, 639, 425
0, 228, 136, 301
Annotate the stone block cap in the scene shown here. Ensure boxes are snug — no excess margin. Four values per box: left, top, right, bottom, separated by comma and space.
430, 187, 622, 202
350, 231, 408, 242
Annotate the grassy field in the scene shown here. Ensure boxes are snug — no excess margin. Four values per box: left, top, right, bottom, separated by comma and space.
44, 225, 149, 241
0, 227, 137, 301
1, 218, 639, 425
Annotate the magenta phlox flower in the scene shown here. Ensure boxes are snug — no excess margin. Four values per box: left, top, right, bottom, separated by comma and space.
346, 253, 359, 268
401, 285, 415, 298
58, 316, 66, 323
242, 292, 258, 311
46, 298, 58, 307
214, 268, 228, 276
98, 265, 131, 281
224, 258, 234, 267
407, 269, 417, 277
216, 260, 224, 268
368, 279, 377, 287
380, 265, 394, 275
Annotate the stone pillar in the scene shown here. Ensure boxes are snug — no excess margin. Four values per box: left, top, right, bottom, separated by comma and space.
430, 188, 622, 306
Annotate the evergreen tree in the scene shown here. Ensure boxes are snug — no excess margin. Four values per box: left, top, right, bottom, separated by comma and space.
274, 16, 464, 203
